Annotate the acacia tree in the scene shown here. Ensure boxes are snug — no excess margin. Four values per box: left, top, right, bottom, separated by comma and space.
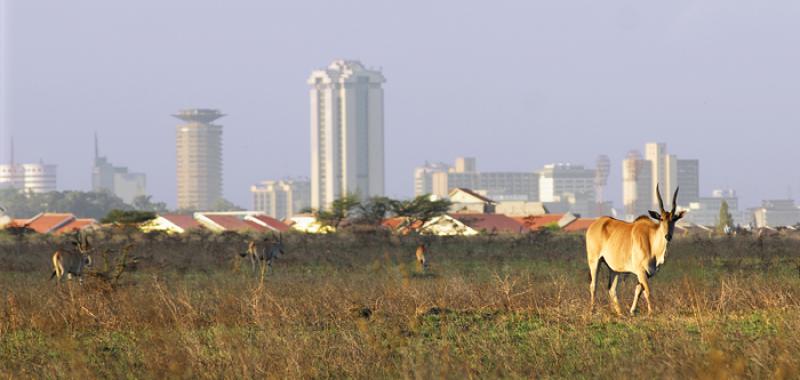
101, 209, 157, 224
316, 194, 361, 229
132, 195, 168, 213
390, 195, 452, 231
352, 196, 395, 226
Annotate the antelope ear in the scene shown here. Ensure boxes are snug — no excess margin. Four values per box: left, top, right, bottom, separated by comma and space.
648, 210, 661, 220
673, 210, 686, 221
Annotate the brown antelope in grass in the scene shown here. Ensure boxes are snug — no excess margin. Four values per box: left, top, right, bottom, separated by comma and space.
51, 233, 93, 284
415, 243, 428, 272
586, 185, 685, 315
240, 233, 285, 273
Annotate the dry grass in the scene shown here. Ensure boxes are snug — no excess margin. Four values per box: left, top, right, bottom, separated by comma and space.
1, 231, 800, 378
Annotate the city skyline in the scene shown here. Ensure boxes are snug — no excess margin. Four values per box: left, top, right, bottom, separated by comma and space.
2, 1, 800, 210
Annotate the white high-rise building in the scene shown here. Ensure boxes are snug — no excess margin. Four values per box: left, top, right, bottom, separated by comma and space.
0, 139, 57, 194
251, 179, 311, 220
644, 143, 678, 207
622, 151, 653, 220
308, 60, 385, 210
0, 163, 57, 194
640, 143, 699, 209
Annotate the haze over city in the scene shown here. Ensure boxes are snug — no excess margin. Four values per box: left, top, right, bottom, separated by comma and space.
5, 3, 800, 377
2, 0, 800, 209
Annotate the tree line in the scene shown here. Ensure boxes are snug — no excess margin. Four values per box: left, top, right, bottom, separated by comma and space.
307, 194, 452, 230
0, 188, 449, 230
0, 189, 176, 220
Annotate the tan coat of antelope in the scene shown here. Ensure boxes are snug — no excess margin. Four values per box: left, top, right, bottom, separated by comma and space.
51, 236, 93, 284
586, 185, 685, 315
240, 234, 285, 273
415, 243, 428, 271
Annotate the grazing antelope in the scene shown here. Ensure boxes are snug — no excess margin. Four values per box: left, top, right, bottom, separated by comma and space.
51, 234, 93, 284
240, 233, 285, 273
415, 243, 428, 271
586, 185, 685, 315
240, 240, 259, 272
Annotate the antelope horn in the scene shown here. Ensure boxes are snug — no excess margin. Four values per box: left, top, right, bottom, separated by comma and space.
671, 186, 680, 214
656, 184, 665, 213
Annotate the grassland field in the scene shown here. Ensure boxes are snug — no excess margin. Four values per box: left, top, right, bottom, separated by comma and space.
1, 230, 800, 379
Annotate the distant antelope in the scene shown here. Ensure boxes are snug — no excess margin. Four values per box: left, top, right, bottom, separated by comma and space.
415, 243, 428, 271
51, 233, 93, 284
240, 233, 285, 273
586, 185, 685, 315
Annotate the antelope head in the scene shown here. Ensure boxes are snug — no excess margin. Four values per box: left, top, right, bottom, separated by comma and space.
72, 232, 93, 267
648, 184, 686, 248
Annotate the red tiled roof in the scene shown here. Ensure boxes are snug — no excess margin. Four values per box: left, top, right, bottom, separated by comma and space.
8, 219, 32, 228
451, 188, 495, 203
513, 214, 565, 231
247, 215, 290, 232
160, 214, 202, 231
382, 217, 424, 234
53, 219, 98, 235
562, 218, 596, 232
26, 213, 75, 234
244, 220, 269, 232
205, 215, 263, 232
449, 213, 525, 234
381, 217, 406, 230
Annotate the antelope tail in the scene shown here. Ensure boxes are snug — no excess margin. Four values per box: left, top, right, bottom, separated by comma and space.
50, 271, 56, 279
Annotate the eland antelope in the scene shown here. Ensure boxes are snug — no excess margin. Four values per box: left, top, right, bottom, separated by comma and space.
240, 233, 285, 273
415, 243, 428, 271
51, 235, 93, 284
586, 185, 685, 315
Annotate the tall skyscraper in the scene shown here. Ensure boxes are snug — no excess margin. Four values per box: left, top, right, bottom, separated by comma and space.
308, 60, 385, 210
624, 143, 699, 219
174, 109, 224, 211
644, 143, 678, 207
92, 134, 146, 204
676, 159, 700, 205
622, 150, 653, 219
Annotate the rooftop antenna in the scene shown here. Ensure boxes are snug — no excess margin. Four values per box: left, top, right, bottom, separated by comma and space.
9, 136, 13, 166
94, 131, 99, 160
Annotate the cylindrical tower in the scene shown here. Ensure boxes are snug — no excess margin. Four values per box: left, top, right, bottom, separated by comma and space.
174, 109, 224, 211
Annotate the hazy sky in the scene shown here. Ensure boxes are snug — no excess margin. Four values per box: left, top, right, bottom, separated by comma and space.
2, 0, 799, 209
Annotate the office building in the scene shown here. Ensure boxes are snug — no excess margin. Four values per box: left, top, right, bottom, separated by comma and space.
309, 60, 385, 209
174, 108, 224, 211
251, 179, 311, 220
427, 157, 538, 201
622, 150, 653, 220
92, 135, 146, 204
